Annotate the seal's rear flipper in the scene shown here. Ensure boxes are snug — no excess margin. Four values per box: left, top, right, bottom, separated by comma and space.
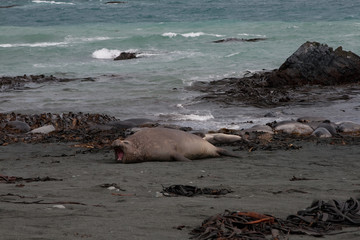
172, 154, 192, 162
217, 148, 241, 158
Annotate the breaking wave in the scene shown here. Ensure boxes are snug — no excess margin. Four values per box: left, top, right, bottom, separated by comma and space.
32, 0, 75, 5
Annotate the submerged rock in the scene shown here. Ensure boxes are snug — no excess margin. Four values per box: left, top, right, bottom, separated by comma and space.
114, 52, 137, 61
213, 38, 267, 43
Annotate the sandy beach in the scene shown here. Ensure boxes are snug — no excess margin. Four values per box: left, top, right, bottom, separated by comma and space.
1, 141, 360, 239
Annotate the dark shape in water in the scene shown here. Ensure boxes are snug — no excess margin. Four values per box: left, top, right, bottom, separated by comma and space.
114, 52, 137, 61
213, 37, 267, 43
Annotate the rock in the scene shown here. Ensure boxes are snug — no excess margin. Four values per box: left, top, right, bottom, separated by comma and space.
114, 52, 137, 61
30, 125, 56, 134
189, 42, 360, 107
311, 127, 332, 138
105, 1, 126, 4
274, 121, 313, 135
6, 121, 31, 132
337, 122, 360, 133
213, 38, 267, 43
266, 42, 360, 87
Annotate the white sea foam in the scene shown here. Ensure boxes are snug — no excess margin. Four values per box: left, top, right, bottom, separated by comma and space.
237, 33, 267, 38
163, 32, 224, 38
159, 112, 214, 121
0, 35, 114, 48
225, 52, 240, 58
162, 32, 177, 38
0, 42, 67, 48
32, 0, 75, 5
91, 48, 121, 59
65, 36, 113, 42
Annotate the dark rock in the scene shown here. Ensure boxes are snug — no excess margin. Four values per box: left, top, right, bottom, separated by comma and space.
189, 42, 360, 107
0, 75, 95, 92
266, 41, 360, 87
213, 38, 267, 43
105, 1, 126, 4
114, 52, 137, 61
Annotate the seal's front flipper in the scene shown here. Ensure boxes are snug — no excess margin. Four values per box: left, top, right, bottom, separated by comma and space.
172, 154, 192, 162
217, 148, 241, 158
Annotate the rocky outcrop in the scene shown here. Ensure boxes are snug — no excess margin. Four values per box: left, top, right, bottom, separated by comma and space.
266, 41, 360, 87
190, 42, 360, 106
114, 52, 137, 61
0, 75, 94, 92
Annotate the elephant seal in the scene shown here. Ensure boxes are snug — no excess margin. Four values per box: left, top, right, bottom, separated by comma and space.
112, 128, 238, 163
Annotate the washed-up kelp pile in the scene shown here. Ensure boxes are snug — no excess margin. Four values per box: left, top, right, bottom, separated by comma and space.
162, 185, 233, 197
0, 112, 126, 148
190, 198, 360, 239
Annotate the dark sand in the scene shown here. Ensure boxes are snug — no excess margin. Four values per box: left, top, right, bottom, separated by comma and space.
1, 142, 360, 239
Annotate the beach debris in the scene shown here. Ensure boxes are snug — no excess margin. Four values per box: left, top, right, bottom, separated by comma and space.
52, 205, 66, 209
100, 183, 125, 191
272, 189, 309, 195
289, 176, 318, 181
0, 199, 87, 205
161, 185, 233, 197
1, 112, 360, 151
111, 193, 135, 197
190, 198, 360, 239
0, 175, 62, 184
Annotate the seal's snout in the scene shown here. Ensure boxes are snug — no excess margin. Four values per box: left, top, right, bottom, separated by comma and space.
112, 139, 125, 163
114, 147, 125, 162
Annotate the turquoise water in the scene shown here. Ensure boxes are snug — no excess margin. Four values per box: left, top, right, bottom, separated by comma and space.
1, 0, 360, 129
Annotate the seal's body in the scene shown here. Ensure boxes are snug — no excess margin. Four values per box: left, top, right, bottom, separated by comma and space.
112, 128, 236, 163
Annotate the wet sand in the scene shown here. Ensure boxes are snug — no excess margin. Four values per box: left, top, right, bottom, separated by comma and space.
1, 142, 360, 239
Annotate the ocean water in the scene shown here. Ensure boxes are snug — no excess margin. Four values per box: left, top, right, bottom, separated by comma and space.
1, 0, 360, 130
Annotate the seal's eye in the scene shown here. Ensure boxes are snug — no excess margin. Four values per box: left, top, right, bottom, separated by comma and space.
123, 141, 130, 145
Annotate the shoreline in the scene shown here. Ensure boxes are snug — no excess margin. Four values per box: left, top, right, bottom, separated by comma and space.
1, 142, 360, 239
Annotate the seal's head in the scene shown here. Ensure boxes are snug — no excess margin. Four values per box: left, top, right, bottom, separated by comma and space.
111, 139, 139, 163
